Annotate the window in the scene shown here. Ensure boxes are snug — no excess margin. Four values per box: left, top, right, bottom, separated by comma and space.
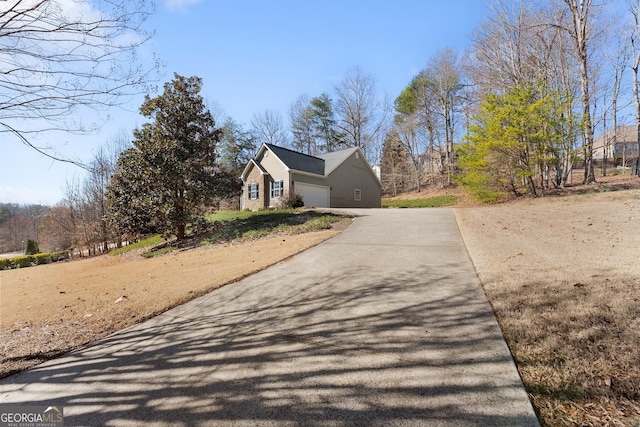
354, 189, 361, 201
248, 183, 259, 200
271, 180, 284, 198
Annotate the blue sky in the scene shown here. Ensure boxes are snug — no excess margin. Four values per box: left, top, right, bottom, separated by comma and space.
1, 0, 491, 205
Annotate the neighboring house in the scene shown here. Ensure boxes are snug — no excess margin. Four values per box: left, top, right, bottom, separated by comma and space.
241, 143, 382, 210
593, 125, 639, 163
371, 164, 381, 181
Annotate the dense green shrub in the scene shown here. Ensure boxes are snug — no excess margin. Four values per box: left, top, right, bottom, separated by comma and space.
189, 216, 212, 235
34, 253, 52, 265
25, 239, 40, 255
0, 250, 69, 270
13, 255, 34, 268
51, 251, 70, 262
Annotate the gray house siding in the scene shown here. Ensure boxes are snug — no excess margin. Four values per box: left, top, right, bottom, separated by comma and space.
325, 152, 382, 208
241, 144, 381, 210
291, 172, 326, 188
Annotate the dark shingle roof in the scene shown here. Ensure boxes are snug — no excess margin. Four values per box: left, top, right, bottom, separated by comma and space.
265, 143, 325, 175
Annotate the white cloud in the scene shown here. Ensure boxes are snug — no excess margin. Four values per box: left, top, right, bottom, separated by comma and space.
165, 0, 204, 12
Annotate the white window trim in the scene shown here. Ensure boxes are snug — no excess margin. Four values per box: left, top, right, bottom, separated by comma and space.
354, 188, 361, 201
249, 183, 259, 200
271, 180, 284, 198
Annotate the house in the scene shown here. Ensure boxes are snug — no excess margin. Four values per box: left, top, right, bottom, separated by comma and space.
593, 125, 639, 164
240, 144, 382, 210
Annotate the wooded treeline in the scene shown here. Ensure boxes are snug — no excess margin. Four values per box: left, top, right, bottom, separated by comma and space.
1, 65, 392, 254
5, 0, 640, 255
382, 0, 640, 198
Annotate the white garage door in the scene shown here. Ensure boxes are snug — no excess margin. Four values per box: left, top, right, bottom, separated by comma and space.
295, 182, 330, 208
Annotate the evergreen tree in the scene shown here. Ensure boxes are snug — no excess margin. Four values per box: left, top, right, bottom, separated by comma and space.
107, 74, 240, 240
309, 93, 343, 152
457, 82, 579, 201
25, 239, 39, 255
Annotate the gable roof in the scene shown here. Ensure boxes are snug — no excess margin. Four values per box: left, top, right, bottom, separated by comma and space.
318, 147, 359, 176
264, 143, 325, 176
239, 158, 269, 181
594, 125, 638, 151
242, 143, 380, 187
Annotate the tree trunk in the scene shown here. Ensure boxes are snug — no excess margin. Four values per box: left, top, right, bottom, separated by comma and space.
412, 157, 421, 193
602, 111, 608, 177
633, 1, 640, 176
565, 0, 596, 183
634, 64, 640, 175
637, 125, 640, 176
580, 67, 596, 184
177, 223, 186, 240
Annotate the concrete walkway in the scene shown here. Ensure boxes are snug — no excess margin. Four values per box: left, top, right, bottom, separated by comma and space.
0, 209, 539, 426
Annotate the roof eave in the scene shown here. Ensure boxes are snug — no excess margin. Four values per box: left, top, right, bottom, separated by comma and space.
289, 169, 326, 178
240, 159, 269, 181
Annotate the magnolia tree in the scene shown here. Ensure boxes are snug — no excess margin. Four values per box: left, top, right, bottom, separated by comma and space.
107, 74, 240, 240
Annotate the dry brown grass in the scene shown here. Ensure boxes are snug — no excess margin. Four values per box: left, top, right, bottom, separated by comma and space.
0, 227, 345, 379
3, 174, 640, 426
455, 176, 640, 427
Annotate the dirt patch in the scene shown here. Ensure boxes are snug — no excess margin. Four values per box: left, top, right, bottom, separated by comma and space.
455, 184, 640, 426
0, 227, 346, 378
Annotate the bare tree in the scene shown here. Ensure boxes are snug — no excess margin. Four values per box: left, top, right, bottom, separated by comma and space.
85, 133, 129, 251
334, 66, 388, 160
630, 0, 640, 175
468, 0, 593, 187
468, 1, 550, 93
380, 131, 412, 196
39, 205, 74, 251
0, 203, 48, 252
60, 132, 129, 255
250, 110, 289, 147
392, 114, 425, 192
562, 0, 598, 183
0, 0, 159, 164
602, 28, 630, 176
546, 4, 582, 187
428, 48, 466, 185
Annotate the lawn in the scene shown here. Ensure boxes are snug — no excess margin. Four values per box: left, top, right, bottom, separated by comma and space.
382, 195, 459, 208
455, 186, 640, 427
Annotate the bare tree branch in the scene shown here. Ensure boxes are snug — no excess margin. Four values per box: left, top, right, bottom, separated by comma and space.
0, 121, 89, 169
0, 0, 161, 161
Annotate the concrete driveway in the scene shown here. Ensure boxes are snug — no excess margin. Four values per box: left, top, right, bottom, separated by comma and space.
0, 209, 539, 426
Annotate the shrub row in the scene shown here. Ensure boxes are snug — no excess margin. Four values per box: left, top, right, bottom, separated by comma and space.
0, 251, 70, 270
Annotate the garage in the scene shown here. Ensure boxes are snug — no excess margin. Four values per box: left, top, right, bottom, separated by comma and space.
294, 182, 330, 208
